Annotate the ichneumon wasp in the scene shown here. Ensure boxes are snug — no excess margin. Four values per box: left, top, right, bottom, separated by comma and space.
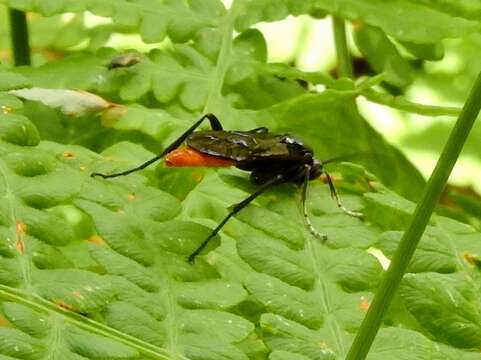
91, 113, 362, 262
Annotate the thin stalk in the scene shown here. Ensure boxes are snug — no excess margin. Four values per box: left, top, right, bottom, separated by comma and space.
332, 16, 353, 78
203, 0, 239, 113
346, 70, 481, 359
9, 8, 31, 66
362, 88, 461, 117
0, 285, 179, 360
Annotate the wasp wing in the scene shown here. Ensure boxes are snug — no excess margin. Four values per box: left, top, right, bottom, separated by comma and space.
186, 130, 292, 161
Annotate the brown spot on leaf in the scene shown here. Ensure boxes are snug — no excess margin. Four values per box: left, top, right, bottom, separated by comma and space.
0, 315, 12, 327
15, 239, 25, 255
54, 299, 75, 312
359, 296, 370, 311
79, 165, 87, 171
72, 290, 85, 299
127, 194, 136, 201
87, 235, 106, 245
1, 105, 12, 114
16, 221, 27, 235
101, 104, 128, 127
463, 252, 481, 267
464, 252, 475, 265
15, 221, 26, 254
352, 20, 364, 30
62, 151, 75, 159
192, 172, 203, 182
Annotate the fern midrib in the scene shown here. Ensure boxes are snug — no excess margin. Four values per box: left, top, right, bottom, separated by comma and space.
435, 218, 481, 297
0, 160, 33, 292
203, 0, 239, 113
162, 276, 182, 359
305, 237, 348, 357
44, 315, 64, 359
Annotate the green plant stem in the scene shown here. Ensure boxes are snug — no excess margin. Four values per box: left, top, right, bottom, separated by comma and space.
346, 70, 481, 359
262, 63, 335, 87
362, 88, 461, 117
203, 0, 238, 113
8, 8, 31, 66
332, 16, 353, 78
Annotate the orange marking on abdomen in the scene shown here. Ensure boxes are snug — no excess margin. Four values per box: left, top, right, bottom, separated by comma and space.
165, 146, 235, 167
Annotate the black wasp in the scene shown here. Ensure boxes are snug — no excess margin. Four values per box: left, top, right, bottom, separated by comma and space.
91, 113, 362, 262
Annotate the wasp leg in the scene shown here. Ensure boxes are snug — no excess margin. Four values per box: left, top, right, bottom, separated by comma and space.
91, 113, 223, 178
301, 165, 328, 242
324, 171, 363, 218
188, 173, 285, 263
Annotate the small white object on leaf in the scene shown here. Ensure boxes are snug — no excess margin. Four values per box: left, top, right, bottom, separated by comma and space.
8, 88, 125, 118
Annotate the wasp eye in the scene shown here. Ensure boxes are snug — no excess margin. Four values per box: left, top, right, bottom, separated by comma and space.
281, 135, 304, 146
309, 160, 323, 180
282, 136, 295, 144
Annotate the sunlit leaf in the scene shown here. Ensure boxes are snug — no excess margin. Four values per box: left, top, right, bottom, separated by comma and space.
9, 88, 125, 117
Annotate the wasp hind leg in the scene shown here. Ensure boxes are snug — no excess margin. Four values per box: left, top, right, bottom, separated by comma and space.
91, 113, 223, 179
188, 173, 285, 263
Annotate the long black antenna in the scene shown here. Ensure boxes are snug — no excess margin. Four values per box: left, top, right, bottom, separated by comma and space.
324, 171, 363, 218
91, 113, 222, 179
322, 153, 363, 165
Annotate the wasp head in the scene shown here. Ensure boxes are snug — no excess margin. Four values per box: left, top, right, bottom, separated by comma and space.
309, 159, 323, 180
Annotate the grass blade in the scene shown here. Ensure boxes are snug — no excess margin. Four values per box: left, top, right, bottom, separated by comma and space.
346, 70, 481, 359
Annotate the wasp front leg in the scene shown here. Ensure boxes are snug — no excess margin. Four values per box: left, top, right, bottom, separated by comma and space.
301, 165, 328, 242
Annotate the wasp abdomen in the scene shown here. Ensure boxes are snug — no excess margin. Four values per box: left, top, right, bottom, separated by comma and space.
165, 146, 236, 167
